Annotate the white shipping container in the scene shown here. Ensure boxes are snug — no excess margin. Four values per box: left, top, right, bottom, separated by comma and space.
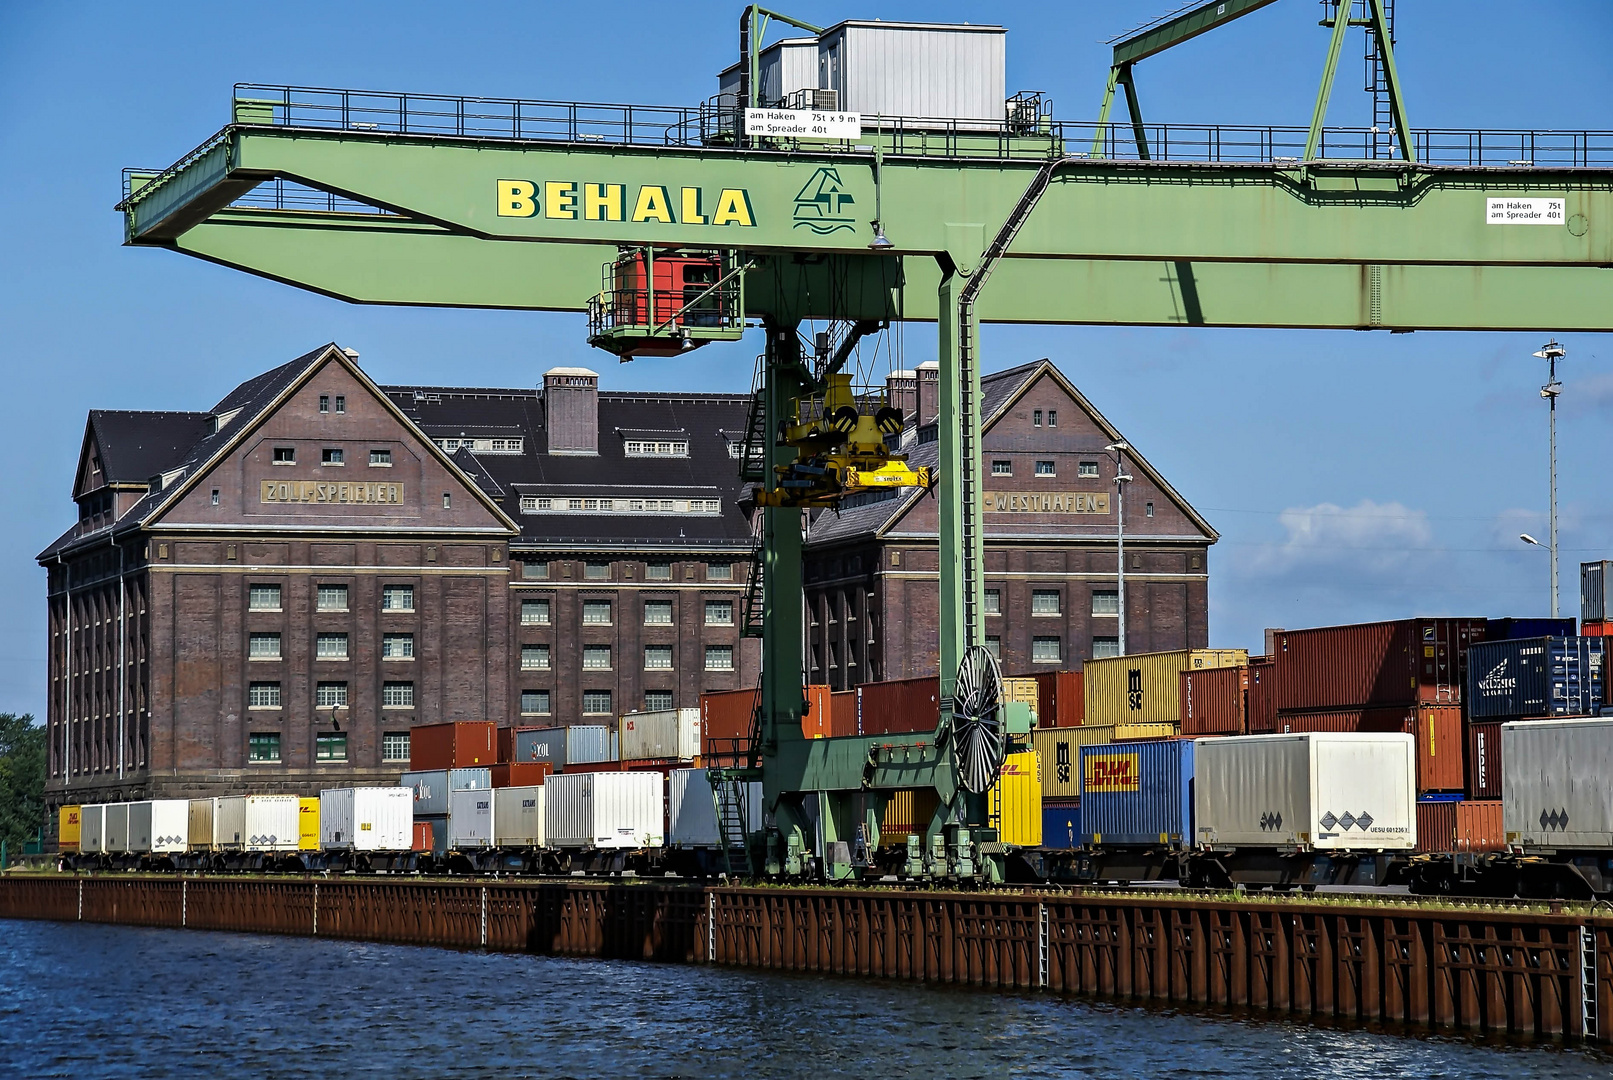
79, 804, 106, 855
668, 769, 762, 848
818, 20, 1006, 124
187, 798, 215, 849
447, 788, 493, 849
1503, 717, 1613, 850
320, 787, 414, 851
546, 772, 664, 849
215, 795, 299, 851
619, 708, 701, 763
127, 800, 189, 854
1195, 732, 1416, 852
493, 785, 546, 846
718, 36, 819, 104
103, 803, 131, 854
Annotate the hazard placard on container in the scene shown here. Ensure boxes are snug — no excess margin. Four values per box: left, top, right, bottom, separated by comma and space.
745, 108, 862, 141
1486, 197, 1565, 225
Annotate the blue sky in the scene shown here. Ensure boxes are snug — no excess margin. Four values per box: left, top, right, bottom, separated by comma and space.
2, 2, 1610, 719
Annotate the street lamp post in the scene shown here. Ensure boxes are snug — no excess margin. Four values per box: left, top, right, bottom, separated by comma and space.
1533, 340, 1565, 619
1106, 442, 1134, 656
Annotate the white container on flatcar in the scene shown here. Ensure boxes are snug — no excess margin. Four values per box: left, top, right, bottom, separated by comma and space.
103, 803, 132, 854
1503, 717, 1613, 850
545, 772, 664, 849
1194, 732, 1416, 852
447, 788, 493, 849
214, 795, 299, 851
493, 786, 546, 847
78, 804, 106, 855
320, 787, 413, 851
618, 709, 701, 763
126, 800, 189, 854
668, 769, 762, 848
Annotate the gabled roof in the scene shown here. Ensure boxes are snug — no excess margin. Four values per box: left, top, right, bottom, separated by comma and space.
81, 410, 213, 488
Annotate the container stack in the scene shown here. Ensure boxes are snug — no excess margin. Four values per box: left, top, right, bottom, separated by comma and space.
1028, 670, 1083, 728
401, 765, 492, 855
1085, 648, 1248, 741
1584, 560, 1611, 640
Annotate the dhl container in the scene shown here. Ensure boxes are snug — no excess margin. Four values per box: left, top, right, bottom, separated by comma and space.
1273, 618, 1486, 711
1032, 726, 1115, 800
1247, 655, 1277, 733
1002, 678, 1039, 723
1456, 799, 1504, 852
801, 685, 846, 738
298, 798, 320, 851
1180, 665, 1247, 735
409, 721, 497, 771
1030, 670, 1083, 727
1113, 722, 1179, 741
1084, 649, 1248, 727
57, 806, 81, 853
1078, 739, 1195, 847
412, 821, 433, 853
1467, 720, 1503, 799
1271, 705, 1464, 793
830, 691, 857, 737
491, 761, 554, 788
856, 676, 940, 736
701, 688, 759, 753
1041, 800, 1082, 850
991, 750, 1042, 847
879, 788, 941, 846
1415, 795, 1461, 854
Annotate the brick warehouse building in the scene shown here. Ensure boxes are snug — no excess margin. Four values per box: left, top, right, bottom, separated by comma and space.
40, 343, 1214, 808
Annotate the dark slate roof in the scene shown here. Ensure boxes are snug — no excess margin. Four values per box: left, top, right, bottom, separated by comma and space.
449, 447, 505, 497
87, 410, 213, 485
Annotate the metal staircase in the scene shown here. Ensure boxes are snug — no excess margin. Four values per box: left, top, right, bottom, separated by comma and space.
1362, 0, 1397, 159
739, 354, 768, 484
710, 772, 754, 878
740, 541, 765, 638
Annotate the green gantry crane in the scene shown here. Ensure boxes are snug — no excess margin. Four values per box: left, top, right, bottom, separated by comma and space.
118, 1, 1613, 882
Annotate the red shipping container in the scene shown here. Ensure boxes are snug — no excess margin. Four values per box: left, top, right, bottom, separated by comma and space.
1274, 618, 1486, 711
1272, 705, 1464, 792
801, 685, 850, 738
1415, 799, 1459, 854
1030, 671, 1084, 727
1455, 800, 1504, 852
1247, 656, 1277, 733
856, 676, 941, 736
1180, 666, 1247, 735
701, 688, 759, 755
1466, 721, 1503, 799
412, 822, 433, 853
491, 762, 553, 788
1582, 620, 1610, 637
409, 721, 496, 771
831, 691, 857, 737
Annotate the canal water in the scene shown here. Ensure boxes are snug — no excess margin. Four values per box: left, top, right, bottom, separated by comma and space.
3, 919, 1609, 1079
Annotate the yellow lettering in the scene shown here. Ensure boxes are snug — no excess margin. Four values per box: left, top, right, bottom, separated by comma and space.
583, 183, 624, 221
712, 188, 755, 227
631, 185, 673, 223
681, 187, 706, 224
545, 181, 577, 219
496, 179, 537, 217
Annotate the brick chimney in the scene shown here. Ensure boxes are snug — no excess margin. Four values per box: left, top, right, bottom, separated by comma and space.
543, 367, 599, 455
916, 360, 940, 426
885, 369, 917, 424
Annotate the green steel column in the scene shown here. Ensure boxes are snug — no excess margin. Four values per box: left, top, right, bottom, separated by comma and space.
935, 263, 985, 703
1305, 0, 1354, 161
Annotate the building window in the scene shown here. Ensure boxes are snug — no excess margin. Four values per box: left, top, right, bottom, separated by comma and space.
521, 644, 550, 670
248, 682, 282, 709
521, 560, 549, 579
1146, 501, 1155, 517
520, 690, 551, 716
520, 599, 550, 625
316, 682, 349, 708
705, 645, 735, 671
645, 690, 674, 712
991, 460, 1012, 476
583, 690, 613, 715
382, 681, 415, 708
705, 600, 734, 626
382, 731, 410, 762
1047, 410, 1057, 427
583, 600, 612, 625
334, 395, 345, 414
984, 589, 1001, 615
439, 437, 524, 455
1092, 590, 1119, 616
1035, 460, 1056, 477
1078, 462, 1100, 478
585, 560, 610, 580
317, 584, 348, 612
1032, 636, 1063, 664
382, 585, 414, 612
645, 645, 673, 670
370, 448, 392, 466
583, 645, 611, 670
382, 633, 415, 659
322, 448, 344, 466
249, 584, 282, 611
1092, 636, 1121, 660
644, 600, 673, 625
273, 447, 295, 465
319, 395, 330, 413
645, 560, 672, 581
248, 732, 281, 763
248, 632, 281, 660
707, 563, 733, 581
985, 636, 1001, 661
1031, 590, 1061, 615
211, 489, 220, 506
316, 633, 349, 660
316, 733, 348, 762
442, 492, 451, 509
1033, 410, 1043, 427
623, 439, 690, 458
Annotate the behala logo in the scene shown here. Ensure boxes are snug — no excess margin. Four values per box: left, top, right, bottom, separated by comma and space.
1479, 658, 1515, 694
793, 167, 856, 234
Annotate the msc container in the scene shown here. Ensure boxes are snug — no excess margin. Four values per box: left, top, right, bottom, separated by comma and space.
1085, 649, 1248, 727
545, 772, 665, 848
447, 789, 494, 849
320, 787, 413, 851
103, 803, 130, 853
1194, 732, 1417, 852
1502, 717, 1613, 849
619, 708, 700, 762
1079, 740, 1194, 847
1415, 796, 1461, 854
1032, 725, 1115, 800
1274, 618, 1486, 711
187, 798, 215, 849
856, 676, 940, 736
127, 800, 189, 854
78, 804, 105, 855
816, 20, 1007, 125
1486, 617, 1576, 640
1030, 670, 1083, 727
298, 798, 320, 851
57, 806, 81, 853
409, 721, 497, 771
1180, 665, 1247, 735
1042, 800, 1082, 850
991, 750, 1042, 847
491, 762, 553, 788
401, 768, 491, 816
511, 725, 612, 769
216, 795, 300, 851
493, 785, 546, 847
668, 769, 763, 848
1247, 655, 1277, 733
880, 788, 941, 846
1467, 720, 1504, 799
1584, 560, 1612, 623
1465, 636, 1605, 719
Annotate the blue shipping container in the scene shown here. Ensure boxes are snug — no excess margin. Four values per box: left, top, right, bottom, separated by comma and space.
1078, 740, 1193, 847
1466, 636, 1605, 719
1041, 802, 1082, 850
1485, 617, 1576, 640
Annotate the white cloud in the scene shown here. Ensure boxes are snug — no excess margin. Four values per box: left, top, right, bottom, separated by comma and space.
1247, 499, 1434, 577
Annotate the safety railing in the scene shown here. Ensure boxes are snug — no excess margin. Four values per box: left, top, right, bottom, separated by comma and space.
229, 179, 399, 215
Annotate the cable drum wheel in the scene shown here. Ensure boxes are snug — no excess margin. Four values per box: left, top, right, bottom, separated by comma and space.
951, 645, 1006, 794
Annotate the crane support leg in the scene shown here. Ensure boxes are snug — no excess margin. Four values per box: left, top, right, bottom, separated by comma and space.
935, 262, 983, 707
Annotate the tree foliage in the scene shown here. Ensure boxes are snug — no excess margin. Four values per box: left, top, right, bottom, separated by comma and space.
0, 714, 46, 859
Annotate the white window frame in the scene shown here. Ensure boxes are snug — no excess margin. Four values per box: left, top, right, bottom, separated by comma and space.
644, 644, 673, 670
382, 633, 415, 659
382, 585, 415, 612
582, 690, 613, 716
1032, 636, 1063, 664
521, 644, 551, 671
583, 645, 612, 671
1035, 460, 1056, 477
705, 644, 735, 671
1031, 590, 1062, 616
316, 584, 349, 612
248, 632, 281, 660
249, 584, 282, 611
705, 600, 734, 626
316, 632, 350, 660
520, 690, 552, 716
315, 681, 349, 708
382, 681, 415, 708
582, 601, 612, 625
520, 599, 551, 625
381, 731, 411, 762
247, 682, 282, 709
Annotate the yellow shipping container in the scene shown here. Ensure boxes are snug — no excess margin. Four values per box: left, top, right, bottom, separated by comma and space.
58, 805, 81, 853
298, 797, 320, 851
1114, 722, 1180, 741
992, 750, 1042, 847
879, 788, 941, 846
1032, 725, 1114, 800
1001, 677, 1039, 722
1084, 649, 1248, 727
